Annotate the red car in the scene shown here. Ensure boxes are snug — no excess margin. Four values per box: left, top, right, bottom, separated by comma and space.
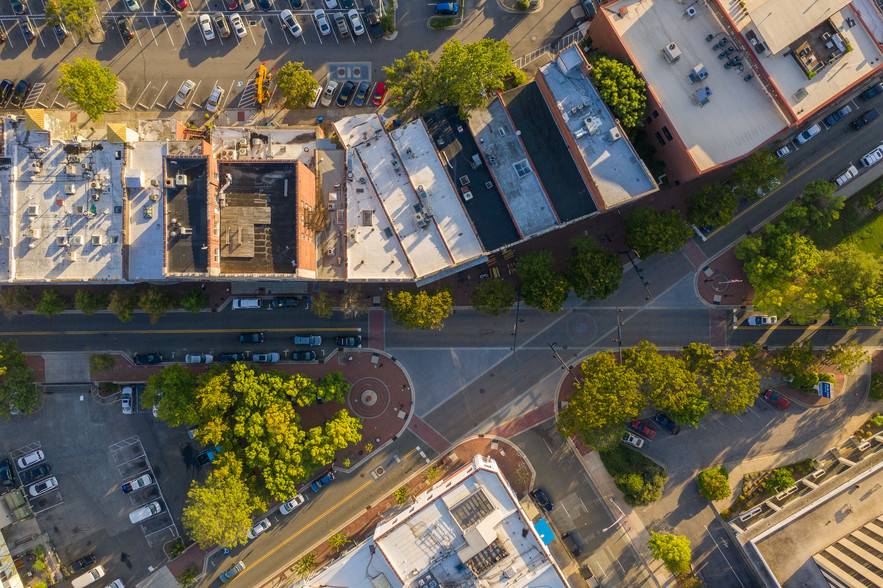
371, 81, 386, 106
225, 0, 237, 9
175, 0, 187, 8
630, 419, 656, 440
763, 389, 790, 409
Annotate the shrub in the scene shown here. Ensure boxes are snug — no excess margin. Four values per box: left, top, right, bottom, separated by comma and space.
35, 289, 68, 316
697, 467, 731, 501
0, 286, 35, 317
181, 289, 207, 313
394, 487, 409, 504
90, 353, 117, 373
857, 192, 878, 211
515, 0, 530, 10
616, 472, 645, 496
871, 373, 883, 399
600, 445, 668, 506
871, 413, 883, 427
75, 290, 108, 315
512, 70, 528, 87
381, 12, 395, 34
765, 467, 795, 494
429, 16, 455, 28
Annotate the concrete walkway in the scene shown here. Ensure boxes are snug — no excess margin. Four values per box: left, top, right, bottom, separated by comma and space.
40, 352, 91, 384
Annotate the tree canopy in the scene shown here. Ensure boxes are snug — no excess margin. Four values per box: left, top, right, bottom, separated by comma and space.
686, 183, 738, 228
648, 532, 692, 576
471, 279, 515, 316
57, 58, 119, 121
0, 340, 38, 416
516, 251, 569, 312
566, 236, 622, 302
275, 62, 320, 109
697, 467, 731, 501
730, 150, 787, 201
624, 342, 707, 426
385, 289, 453, 330
35, 290, 67, 317
587, 54, 647, 128
45, 0, 98, 39
625, 206, 693, 258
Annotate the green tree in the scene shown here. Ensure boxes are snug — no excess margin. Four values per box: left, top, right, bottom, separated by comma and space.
625, 206, 692, 258
35, 289, 68, 317
385, 289, 453, 330
293, 553, 317, 579
139, 286, 177, 324
700, 355, 761, 414
275, 62, 320, 109
340, 286, 368, 319
820, 243, 883, 325
471, 279, 515, 316
587, 54, 646, 128
434, 39, 516, 118
90, 353, 117, 373
517, 250, 570, 312
146, 363, 199, 427
329, 532, 348, 552
394, 487, 409, 504
680, 342, 716, 373
74, 290, 108, 315
45, 0, 98, 39
731, 149, 787, 201
686, 183, 738, 228
624, 341, 707, 426
557, 352, 645, 449
181, 458, 265, 549
566, 236, 622, 301
799, 180, 844, 231
765, 467, 795, 493
0, 287, 35, 318
181, 289, 207, 313
310, 290, 334, 319
771, 340, 816, 386
822, 341, 869, 376
383, 50, 437, 113
648, 532, 692, 576
0, 340, 38, 416
108, 288, 139, 322
57, 58, 119, 121
697, 467, 731, 501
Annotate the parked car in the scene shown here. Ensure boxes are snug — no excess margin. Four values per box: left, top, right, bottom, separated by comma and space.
294, 335, 322, 346
128, 501, 162, 524
314, 9, 331, 35
185, 354, 213, 364
323, 0, 337, 7
18, 17, 36, 43
121, 387, 133, 415
861, 82, 883, 100
774, 145, 791, 158
309, 84, 323, 107
270, 297, 298, 308
763, 389, 790, 409
336, 335, 362, 347
17, 450, 44, 469
353, 81, 371, 106
21, 463, 51, 485
174, 79, 196, 107
629, 419, 656, 440
159, 0, 173, 11
347, 9, 364, 35
10, 0, 27, 14
621, 432, 644, 448
332, 11, 349, 37
853, 108, 880, 130
258, 0, 271, 8
0, 80, 14, 106
247, 518, 271, 539
28, 476, 58, 497
220, 561, 245, 583
561, 532, 581, 557
229, 13, 247, 37
253, 353, 280, 363
195, 446, 222, 467
0, 28, 5, 43
106, 580, 124, 588
121, 473, 152, 493
530, 488, 553, 511
795, 124, 821, 144
199, 13, 215, 40
291, 351, 316, 361
747, 315, 777, 326
320, 80, 339, 106
133, 353, 162, 365
239, 332, 265, 343
124, 0, 140, 10
54, 21, 69, 39
280, 9, 302, 36
654, 412, 681, 435
232, 298, 261, 309
279, 494, 306, 514
363, 2, 382, 37
311, 471, 335, 492
10, 80, 30, 107
206, 85, 224, 112
68, 553, 96, 574
835, 164, 859, 186
219, 352, 246, 362
240, 0, 254, 9
336, 81, 355, 106
435, 1, 458, 14
213, 12, 231, 38
372, 82, 386, 106
825, 105, 853, 126
0, 460, 13, 491
580, 0, 595, 19
71, 566, 105, 588
225, 0, 238, 9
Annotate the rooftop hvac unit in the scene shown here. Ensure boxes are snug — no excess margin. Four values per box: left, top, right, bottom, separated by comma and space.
175, 174, 188, 186
30, 161, 42, 172
150, 178, 159, 187
66, 251, 77, 261
71, 235, 83, 245
609, 128, 623, 141
685, 5, 697, 18
66, 164, 78, 175
149, 191, 159, 202
64, 184, 77, 195
69, 155, 79, 163
164, 178, 174, 187
238, 147, 248, 157
252, 138, 262, 147
663, 42, 682, 63
91, 180, 101, 190
56, 235, 69, 247
415, 212, 428, 227
583, 116, 602, 135
239, 137, 248, 147
574, 129, 588, 139
27, 228, 40, 239
91, 235, 103, 245
27, 205, 39, 216
75, 205, 85, 214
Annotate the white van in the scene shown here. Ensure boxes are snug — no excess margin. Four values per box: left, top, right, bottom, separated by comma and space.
860, 146, 883, 168
129, 501, 162, 524
232, 298, 261, 310
71, 566, 105, 588
834, 165, 858, 186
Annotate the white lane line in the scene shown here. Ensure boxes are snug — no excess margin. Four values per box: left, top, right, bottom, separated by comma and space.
134, 82, 152, 108
311, 18, 322, 43
248, 17, 257, 45
1, 21, 14, 49
705, 525, 747, 588
223, 79, 236, 110
164, 19, 176, 46
144, 15, 160, 45
184, 79, 201, 109
558, 502, 570, 518
153, 79, 168, 108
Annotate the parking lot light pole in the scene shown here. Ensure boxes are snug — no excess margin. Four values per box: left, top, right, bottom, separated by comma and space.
550, 343, 581, 385
602, 497, 626, 533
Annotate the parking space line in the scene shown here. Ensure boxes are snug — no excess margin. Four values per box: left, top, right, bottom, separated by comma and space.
184, 79, 201, 108
224, 80, 236, 110
247, 18, 257, 45
143, 16, 160, 45
163, 20, 177, 47
144, 523, 176, 538
0, 22, 13, 49
152, 80, 168, 108
311, 18, 322, 43
24, 83, 46, 109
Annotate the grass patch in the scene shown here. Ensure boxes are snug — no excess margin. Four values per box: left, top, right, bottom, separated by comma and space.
429, 15, 455, 28
808, 178, 883, 253
600, 445, 667, 506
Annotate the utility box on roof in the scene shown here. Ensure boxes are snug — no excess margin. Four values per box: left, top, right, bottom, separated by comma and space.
663, 42, 681, 63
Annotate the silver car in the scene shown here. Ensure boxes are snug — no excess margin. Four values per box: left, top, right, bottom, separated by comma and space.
174, 79, 196, 107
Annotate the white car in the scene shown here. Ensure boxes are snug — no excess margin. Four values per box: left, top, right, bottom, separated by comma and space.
795, 124, 821, 144
314, 9, 331, 35
280, 9, 302, 37
622, 432, 644, 449
775, 145, 791, 158
230, 13, 247, 38
174, 80, 196, 107
747, 315, 777, 326
185, 354, 213, 364
199, 14, 215, 40
252, 353, 280, 363
324, 0, 337, 7
320, 80, 338, 106
28, 476, 58, 497
122, 473, 152, 493
121, 386, 133, 415
241, 0, 255, 10
106, 580, 124, 588
124, 0, 140, 10
279, 494, 306, 515
247, 518, 272, 539
206, 85, 224, 112
129, 501, 162, 524
347, 9, 364, 35
17, 450, 45, 469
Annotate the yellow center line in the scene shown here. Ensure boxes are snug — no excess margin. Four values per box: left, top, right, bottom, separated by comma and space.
0, 327, 360, 336
239, 447, 418, 583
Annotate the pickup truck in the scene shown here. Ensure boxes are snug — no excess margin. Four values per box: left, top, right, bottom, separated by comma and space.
121, 473, 152, 493
195, 446, 223, 467
69, 553, 96, 573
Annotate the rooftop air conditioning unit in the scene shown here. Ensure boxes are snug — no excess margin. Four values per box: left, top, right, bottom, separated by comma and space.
91, 181, 101, 190
239, 137, 248, 147
574, 129, 588, 139
252, 138, 262, 147
27, 228, 40, 239
685, 5, 697, 18
609, 128, 623, 142
66, 164, 78, 175
238, 148, 248, 157
64, 184, 76, 195
150, 178, 159, 187
69, 155, 79, 163
56, 235, 69, 247
27, 205, 38, 216
91, 235, 103, 246
66, 251, 77, 261
71, 235, 83, 245
149, 191, 159, 202
30, 161, 42, 172
175, 174, 188, 186
75, 205, 85, 214
663, 42, 682, 63
164, 178, 174, 187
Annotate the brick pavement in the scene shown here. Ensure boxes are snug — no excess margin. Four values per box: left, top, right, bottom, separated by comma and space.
696, 246, 755, 307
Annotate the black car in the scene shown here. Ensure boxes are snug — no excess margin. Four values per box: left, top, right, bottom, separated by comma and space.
0, 80, 14, 106
218, 352, 246, 362
291, 351, 316, 361
10, 0, 27, 14
270, 297, 299, 308
335, 335, 362, 347
289, 0, 302, 6
20, 463, 51, 485
159, 0, 174, 11
68, 553, 96, 573
653, 412, 681, 435
117, 16, 134, 40
336, 81, 355, 107
239, 332, 265, 343
580, 0, 595, 20
133, 353, 163, 365
862, 82, 883, 100
530, 488, 553, 511
10, 80, 30, 107
339, 0, 353, 7
353, 81, 371, 106
54, 22, 69, 39
561, 532, 581, 557
0, 460, 13, 492
259, 0, 271, 7
363, 2, 382, 37
19, 17, 36, 43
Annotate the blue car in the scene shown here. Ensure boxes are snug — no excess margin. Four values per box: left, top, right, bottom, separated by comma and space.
862, 82, 883, 100
311, 471, 335, 492
435, 1, 458, 14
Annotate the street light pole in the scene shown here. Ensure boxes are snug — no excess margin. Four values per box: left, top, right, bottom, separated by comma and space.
550, 343, 581, 385
602, 497, 626, 533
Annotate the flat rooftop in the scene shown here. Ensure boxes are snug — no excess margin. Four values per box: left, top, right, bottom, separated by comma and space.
606, 0, 789, 170
745, 0, 850, 55
422, 108, 520, 250
536, 47, 658, 208
165, 158, 209, 275
468, 101, 559, 237
217, 161, 300, 275
4, 121, 124, 282
729, 2, 883, 118
211, 126, 317, 165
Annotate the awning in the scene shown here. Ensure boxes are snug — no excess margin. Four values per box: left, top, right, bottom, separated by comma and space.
533, 518, 554, 545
